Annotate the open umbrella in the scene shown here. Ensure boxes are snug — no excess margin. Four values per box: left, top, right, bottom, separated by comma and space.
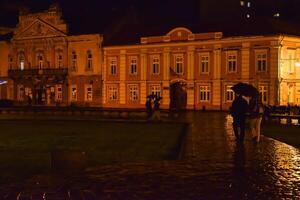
231, 82, 258, 97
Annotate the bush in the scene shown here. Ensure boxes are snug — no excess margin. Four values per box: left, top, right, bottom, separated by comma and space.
0, 99, 14, 107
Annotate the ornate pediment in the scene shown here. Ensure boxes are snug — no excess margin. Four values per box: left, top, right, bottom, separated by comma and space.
14, 19, 67, 40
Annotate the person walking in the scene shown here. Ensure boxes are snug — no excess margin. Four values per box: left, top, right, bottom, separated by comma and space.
230, 94, 249, 143
151, 96, 161, 121
248, 96, 264, 143
145, 96, 153, 120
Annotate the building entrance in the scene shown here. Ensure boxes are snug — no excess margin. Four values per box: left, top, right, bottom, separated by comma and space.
169, 81, 187, 111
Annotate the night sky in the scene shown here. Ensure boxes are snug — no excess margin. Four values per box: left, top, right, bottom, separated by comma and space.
0, 0, 300, 42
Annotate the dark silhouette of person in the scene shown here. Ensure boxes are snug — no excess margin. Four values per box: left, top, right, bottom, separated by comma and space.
230, 94, 248, 142
145, 97, 153, 119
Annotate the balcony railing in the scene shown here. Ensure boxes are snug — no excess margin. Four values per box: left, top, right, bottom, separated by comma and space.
8, 68, 68, 78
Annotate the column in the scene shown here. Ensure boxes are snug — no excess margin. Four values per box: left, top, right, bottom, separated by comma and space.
187, 46, 195, 108
212, 45, 222, 109
102, 51, 107, 104
162, 48, 170, 106
119, 50, 126, 105
140, 49, 147, 104
241, 43, 250, 82
270, 41, 280, 105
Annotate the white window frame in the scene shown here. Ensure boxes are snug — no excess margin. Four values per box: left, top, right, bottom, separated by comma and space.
151, 55, 160, 75
85, 84, 93, 101
149, 84, 161, 97
225, 85, 235, 102
128, 84, 139, 102
107, 84, 118, 102
71, 85, 77, 101
259, 85, 268, 104
56, 85, 63, 102
226, 51, 237, 73
199, 53, 210, 74
199, 85, 211, 102
174, 54, 184, 74
109, 57, 117, 75
129, 56, 138, 75
18, 53, 25, 71
86, 50, 93, 71
287, 49, 296, 74
255, 50, 267, 72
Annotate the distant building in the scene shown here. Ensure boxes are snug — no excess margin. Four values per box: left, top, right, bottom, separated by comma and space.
0, 4, 300, 110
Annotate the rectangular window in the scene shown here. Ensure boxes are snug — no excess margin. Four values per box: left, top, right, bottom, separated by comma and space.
199, 85, 210, 102
71, 52, 77, 71
56, 85, 62, 101
58, 54, 63, 68
128, 84, 139, 102
287, 50, 295, 74
256, 52, 267, 72
226, 85, 234, 102
18, 85, 24, 101
227, 52, 237, 73
174, 54, 184, 74
200, 54, 209, 74
71, 85, 77, 101
129, 57, 137, 75
107, 85, 118, 101
85, 85, 93, 101
86, 50, 93, 71
259, 85, 268, 104
150, 84, 161, 97
109, 57, 117, 75
151, 55, 160, 74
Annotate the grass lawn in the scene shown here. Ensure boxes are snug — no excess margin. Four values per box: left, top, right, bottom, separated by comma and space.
262, 123, 300, 148
0, 120, 187, 184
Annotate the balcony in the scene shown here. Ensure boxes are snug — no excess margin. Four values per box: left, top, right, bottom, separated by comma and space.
8, 68, 68, 78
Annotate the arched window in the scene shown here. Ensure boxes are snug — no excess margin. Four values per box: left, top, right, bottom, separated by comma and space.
71, 51, 77, 71
86, 50, 93, 71
18, 52, 25, 70
37, 54, 44, 69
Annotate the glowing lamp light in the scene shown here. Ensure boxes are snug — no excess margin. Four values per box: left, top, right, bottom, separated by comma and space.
0, 80, 8, 85
295, 61, 300, 67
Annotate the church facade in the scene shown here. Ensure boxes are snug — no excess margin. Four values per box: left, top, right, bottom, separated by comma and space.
1, 5, 300, 110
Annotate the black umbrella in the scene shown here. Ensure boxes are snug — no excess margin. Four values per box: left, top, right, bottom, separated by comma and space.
231, 82, 258, 97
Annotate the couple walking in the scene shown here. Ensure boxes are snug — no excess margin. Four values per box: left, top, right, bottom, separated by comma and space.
230, 93, 264, 143
145, 95, 162, 121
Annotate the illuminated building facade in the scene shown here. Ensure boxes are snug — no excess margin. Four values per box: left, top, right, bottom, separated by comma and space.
0, 4, 103, 106
1, 4, 300, 110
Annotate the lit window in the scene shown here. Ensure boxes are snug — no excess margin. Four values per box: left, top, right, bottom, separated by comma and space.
71, 51, 77, 71
85, 85, 93, 101
150, 84, 161, 97
247, 2, 251, 7
71, 85, 77, 101
107, 85, 118, 101
226, 85, 235, 102
18, 85, 24, 101
129, 56, 138, 75
109, 57, 117, 75
18, 53, 25, 70
174, 54, 184, 74
199, 85, 210, 102
246, 14, 250, 18
240, 1, 245, 6
56, 85, 62, 101
152, 55, 160, 74
256, 52, 267, 72
259, 85, 268, 104
200, 54, 209, 74
274, 13, 280, 18
128, 84, 139, 102
227, 53, 237, 73
86, 50, 93, 71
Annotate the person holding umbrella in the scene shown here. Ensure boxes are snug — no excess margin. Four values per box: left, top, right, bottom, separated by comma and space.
230, 92, 249, 143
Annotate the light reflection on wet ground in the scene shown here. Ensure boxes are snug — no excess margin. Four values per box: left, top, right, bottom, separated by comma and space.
1, 111, 300, 199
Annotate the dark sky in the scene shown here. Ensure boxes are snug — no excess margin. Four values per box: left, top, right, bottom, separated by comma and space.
0, 0, 300, 41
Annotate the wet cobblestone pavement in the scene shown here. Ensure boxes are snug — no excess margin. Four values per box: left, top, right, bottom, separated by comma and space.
1, 112, 300, 199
